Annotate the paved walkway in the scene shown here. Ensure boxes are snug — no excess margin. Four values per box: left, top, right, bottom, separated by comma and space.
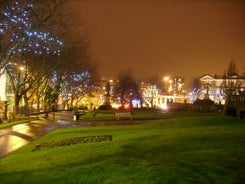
0, 111, 150, 158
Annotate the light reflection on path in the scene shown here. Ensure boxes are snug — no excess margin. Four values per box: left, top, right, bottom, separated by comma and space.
0, 111, 74, 158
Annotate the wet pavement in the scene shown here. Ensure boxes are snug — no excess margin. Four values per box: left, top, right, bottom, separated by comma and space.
0, 111, 74, 158
0, 111, 150, 158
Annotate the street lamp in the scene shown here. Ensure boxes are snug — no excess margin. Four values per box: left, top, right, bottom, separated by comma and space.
18, 65, 26, 114
164, 76, 169, 82
19, 66, 25, 71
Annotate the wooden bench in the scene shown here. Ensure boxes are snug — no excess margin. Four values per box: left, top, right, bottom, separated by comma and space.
115, 112, 132, 120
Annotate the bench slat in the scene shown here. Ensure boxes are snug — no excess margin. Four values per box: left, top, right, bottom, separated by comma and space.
115, 112, 132, 120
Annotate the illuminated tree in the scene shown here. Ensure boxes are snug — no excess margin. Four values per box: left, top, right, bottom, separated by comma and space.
142, 75, 162, 108
1, 0, 96, 115
0, 0, 65, 114
140, 83, 159, 108
189, 78, 201, 102
54, 39, 98, 110
172, 76, 184, 95
0, 0, 64, 74
26, 16, 95, 113
6, 59, 38, 115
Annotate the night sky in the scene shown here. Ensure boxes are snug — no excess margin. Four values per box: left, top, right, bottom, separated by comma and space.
68, 0, 245, 83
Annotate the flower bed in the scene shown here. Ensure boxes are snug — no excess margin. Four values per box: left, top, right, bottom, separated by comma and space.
33, 135, 112, 151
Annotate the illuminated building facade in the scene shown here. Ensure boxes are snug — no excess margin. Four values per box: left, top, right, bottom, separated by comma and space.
140, 81, 187, 109
0, 71, 7, 102
0, 70, 15, 118
199, 74, 245, 104
0, 70, 14, 104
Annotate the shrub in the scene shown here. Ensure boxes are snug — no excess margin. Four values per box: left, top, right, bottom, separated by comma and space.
194, 99, 215, 112
98, 104, 112, 110
224, 107, 237, 117
194, 99, 214, 106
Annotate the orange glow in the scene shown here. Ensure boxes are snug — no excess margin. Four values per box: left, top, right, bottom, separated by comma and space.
111, 103, 121, 109
124, 104, 130, 109
160, 104, 168, 110
163, 76, 169, 82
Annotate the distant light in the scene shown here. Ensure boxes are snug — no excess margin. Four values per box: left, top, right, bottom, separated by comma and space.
19, 66, 25, 71
111, 103, 120, 109
132, 99, 140, 105
164, 76, 169, 81
160, 104, 168, 110
124, 104, 130, 109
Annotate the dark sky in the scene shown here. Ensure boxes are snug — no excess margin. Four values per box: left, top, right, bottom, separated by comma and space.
68, 0, 245, 83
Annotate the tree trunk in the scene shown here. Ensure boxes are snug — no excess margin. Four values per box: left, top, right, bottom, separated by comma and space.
70, 97, 74, 110
23, 93, 30, 115
14, 94, 21, 115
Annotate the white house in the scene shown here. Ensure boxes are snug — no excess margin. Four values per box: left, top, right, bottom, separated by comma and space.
199, 74, 245, 104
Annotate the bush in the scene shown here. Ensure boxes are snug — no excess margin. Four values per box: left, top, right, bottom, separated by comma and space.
194, 99, 214, 106
224, 107, 237, 117
194, 99, 215, 112
98, 104, 112, 110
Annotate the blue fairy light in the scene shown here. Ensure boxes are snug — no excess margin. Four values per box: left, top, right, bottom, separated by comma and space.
0, 0, 63, 56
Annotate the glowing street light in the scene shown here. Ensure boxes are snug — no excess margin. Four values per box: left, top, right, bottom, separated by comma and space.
19, 66, 25, 71
163, 76, 169, 82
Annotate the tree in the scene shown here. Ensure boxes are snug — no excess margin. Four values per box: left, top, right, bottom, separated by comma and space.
54, 35, 98, 110
220, 60, 241, 115
189, 78, 201, 102
143, 75, 162, 108
0, 0, 66, 114
0, 0, 64, 74
1, 0, 97, 115
113, 72, 142, 110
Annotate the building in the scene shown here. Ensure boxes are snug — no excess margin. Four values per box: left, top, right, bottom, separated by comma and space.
199, 74, 245, 104
0, 70, 14, 120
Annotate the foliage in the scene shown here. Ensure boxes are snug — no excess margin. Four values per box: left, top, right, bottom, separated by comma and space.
0, 0, 97, 115
0, 0, 64, 72
0, 0, 66, 114
189, 78, 202, 102
194, 98, 214, 106
98, 104, 112, 110
0, 114, 245, 183
193, 99, 215, 112
220, 61, 242, 115
51, 34, 98, 110
113, 73, 142, 108
224, 107, 237, 117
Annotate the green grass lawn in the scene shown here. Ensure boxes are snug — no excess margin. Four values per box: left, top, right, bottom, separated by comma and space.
78, 109, 197, 121
0, 114, 245, 184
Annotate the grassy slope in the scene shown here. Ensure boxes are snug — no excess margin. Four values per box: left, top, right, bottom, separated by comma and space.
0, 120, 30, 129
0, 114, 244, 184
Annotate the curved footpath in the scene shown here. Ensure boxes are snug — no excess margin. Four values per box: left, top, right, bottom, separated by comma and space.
0, 111, 150, 158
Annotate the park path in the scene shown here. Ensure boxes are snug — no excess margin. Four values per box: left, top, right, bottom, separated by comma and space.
0, 111, 78, 158
0, 111, 149, 158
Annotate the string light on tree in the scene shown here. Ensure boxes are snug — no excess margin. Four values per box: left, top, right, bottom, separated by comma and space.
0, 0, 63, 57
